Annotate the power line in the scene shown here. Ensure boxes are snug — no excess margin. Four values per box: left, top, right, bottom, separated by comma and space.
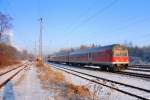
112, 16, 150, 33
64, 0, 99, 33
37, 0, 42, 18
106, 16, 150, 44
67, 0, 119, 33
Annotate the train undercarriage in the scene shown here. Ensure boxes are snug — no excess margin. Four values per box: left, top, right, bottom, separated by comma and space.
49, 60, 128, 72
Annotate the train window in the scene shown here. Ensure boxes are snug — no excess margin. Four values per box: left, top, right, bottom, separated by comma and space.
114, 50, 128, 56
89, 52, 92, 58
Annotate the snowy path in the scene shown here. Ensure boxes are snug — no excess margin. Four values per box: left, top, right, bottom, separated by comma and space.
13, 64, 50, 100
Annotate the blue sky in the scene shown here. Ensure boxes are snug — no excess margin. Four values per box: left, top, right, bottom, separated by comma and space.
0, 0, 150, 54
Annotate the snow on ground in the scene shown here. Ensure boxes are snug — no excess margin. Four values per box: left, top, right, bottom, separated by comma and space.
0, 66, 24, 86
51, 63, 150, 90
123, 69, 150, 75
0, 62, 27, 100
51, 66, 136, 100
2, 82, 15, 100
128, 67, 150, 71
13, 64, 50, 100
49, 63, 150, 99
1, 61, 150, 100
0, 62, 50, 100
0, 60, 26, 75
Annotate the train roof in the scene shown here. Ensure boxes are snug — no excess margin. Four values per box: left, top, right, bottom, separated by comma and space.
70, 44, 125, 55
51, 44, 126, 57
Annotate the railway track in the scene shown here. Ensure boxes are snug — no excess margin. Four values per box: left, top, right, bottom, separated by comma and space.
49, 63, 150, 100
127, 68, 150, 73
0, 62, 30, 88
131, 65, 150, 67
130, 67, 150, 69
128, 64, 150, 72
129, 65, 150, 69
84, 64, 150, 79
120, 65, 150, 79
0, 62, 28, 76
50, 62, 150, 80
118, 71, 150, 79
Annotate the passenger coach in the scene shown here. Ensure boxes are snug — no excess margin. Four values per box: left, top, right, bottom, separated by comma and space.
48, 44, 129, 71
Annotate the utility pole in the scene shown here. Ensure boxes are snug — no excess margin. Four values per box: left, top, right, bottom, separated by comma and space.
38, 17, 43, 65
39, 18, 43, 59
0, 26, 2, 42
34, 41, 37, 59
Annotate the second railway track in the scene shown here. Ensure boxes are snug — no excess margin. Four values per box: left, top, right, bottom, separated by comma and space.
117, 71, 150, 79
0, 61, 31, 88
127, 68, 150, 73
0, 62, 29, 76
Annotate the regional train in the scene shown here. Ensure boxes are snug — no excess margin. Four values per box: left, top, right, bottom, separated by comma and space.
48, 44, 129, 71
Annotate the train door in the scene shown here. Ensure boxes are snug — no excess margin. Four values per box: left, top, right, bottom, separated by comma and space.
88, 52, 92, 63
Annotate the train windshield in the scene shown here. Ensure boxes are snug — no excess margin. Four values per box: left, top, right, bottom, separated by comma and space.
113, 46, 128, 57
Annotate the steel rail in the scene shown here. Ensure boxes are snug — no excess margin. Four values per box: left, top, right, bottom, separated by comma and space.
127, 68, 150, 72
0, 62, 28, 76
117, 71, 150, 79
0, 62, 30, 88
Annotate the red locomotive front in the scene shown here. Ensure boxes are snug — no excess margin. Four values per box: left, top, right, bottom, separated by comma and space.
112, 45, 128, 64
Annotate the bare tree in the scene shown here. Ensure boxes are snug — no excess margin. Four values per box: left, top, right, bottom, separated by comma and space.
91, 43, 97, 48
0, 12, 12, 41
79, 45, 89, 50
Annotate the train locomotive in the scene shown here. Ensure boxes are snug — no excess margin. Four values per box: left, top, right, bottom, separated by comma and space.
48, 44, 129, 71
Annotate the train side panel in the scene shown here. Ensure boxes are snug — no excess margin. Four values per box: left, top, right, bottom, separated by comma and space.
92, 49, 112, 65
69, 53, 88, 64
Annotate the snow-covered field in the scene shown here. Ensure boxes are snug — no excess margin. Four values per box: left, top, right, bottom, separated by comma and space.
50, 63, 150, 100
